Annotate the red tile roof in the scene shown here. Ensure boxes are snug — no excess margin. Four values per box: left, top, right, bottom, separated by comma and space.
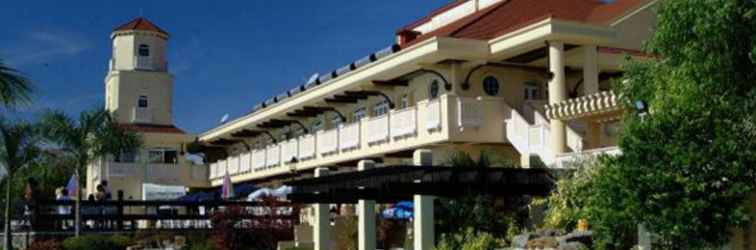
113, 17, 169, 35
402, 0, 647, 47
118, 123, 186, 134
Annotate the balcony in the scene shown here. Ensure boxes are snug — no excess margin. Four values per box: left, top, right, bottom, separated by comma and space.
555, 146, 621, 168
106, 162, 208, 187
209, 94, 515, 184
131, 107, 152, 124
133, 56, 167, 71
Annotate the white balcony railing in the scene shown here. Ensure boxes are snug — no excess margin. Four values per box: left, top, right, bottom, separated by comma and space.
299, 134, 316, 160
134, 56, 167, 71
266, 144, 281, 167
339, 122, 360, 151
282, 138, 299, 163
132, 107, 152, 124
228, 155, 240, 175
147, 164, 179, 181
426, 99, 442, 131
318, 128, 339, 155
252, 149, 266, 171
366, 115, 389, 144
390, 107, 417, 138
108, 162, 138, 178
240, 152, 252, 173
458, 97, 483, 130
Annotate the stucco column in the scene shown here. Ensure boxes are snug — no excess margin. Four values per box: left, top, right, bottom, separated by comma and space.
638, 223, 652, 250
357, 160, 376, 250
583, 45, 600, 95
413, 149, 435, 250
548, 41, 568, 154
587, 121, 602, 149
313, 167, 331, 250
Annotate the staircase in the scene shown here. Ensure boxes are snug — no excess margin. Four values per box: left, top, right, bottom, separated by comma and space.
506, 102, 585, 167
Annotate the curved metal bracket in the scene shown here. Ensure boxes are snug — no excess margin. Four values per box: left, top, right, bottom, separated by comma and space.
291, 120, 310, 134
328, 109, 347, 123
418, 69, 452, 91
462, 64, 488, 91
262, 131, 277, 143
374, 92, 395, 109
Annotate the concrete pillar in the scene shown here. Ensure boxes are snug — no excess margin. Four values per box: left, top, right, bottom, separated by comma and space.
357, 160, 376, 250
548, 41, 568, 154
583, 45, 600, 95
313, 167, 331, 250
587, 121, 602, 149
413, 149, 435, 250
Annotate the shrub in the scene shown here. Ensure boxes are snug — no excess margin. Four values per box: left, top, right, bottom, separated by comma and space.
62, 235, 118, 250
28, 239, 63, 250
436, 227, 500, 250
109, 235, 132, 249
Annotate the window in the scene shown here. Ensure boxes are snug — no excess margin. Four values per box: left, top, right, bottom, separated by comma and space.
373, 100, 390, 116
524, 81, 540, 100
138, 44, 150, 57
400, 94, 409, 109
429, 80, 440, 99
148, 148, 178, 164
353, 107, 367, 121
115, 151, 137, 163
483, 76, 500, 96
138, 95, 148, 108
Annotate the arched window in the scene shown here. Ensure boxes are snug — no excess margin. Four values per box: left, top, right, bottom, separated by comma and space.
429, 79, 440, 99
482, 76, 500, 96
138, 44, 150, 57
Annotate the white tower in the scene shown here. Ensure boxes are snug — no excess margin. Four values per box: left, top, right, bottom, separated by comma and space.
105, 17, 174, 126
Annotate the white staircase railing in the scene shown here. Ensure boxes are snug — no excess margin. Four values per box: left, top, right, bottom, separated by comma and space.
506, 103, 586, 166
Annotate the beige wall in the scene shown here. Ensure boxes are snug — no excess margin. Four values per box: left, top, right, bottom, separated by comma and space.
112, 30, 168, 71
106, 70, 174, 125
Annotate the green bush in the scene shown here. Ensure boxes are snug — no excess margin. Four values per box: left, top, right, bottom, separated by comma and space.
436, 228, 500, 250
108, 235, 132, 249
62, 235, 118, 250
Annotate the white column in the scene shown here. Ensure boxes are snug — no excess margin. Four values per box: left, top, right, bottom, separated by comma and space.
638, 224, 652, 250
583, 45, 599, 95
413, 149, 435, 250
357, 160, 376, 250
313, 167, 331, 250
549, 41, 568, 154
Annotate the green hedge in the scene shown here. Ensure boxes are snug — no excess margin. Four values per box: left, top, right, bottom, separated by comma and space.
62, 235, 129, 250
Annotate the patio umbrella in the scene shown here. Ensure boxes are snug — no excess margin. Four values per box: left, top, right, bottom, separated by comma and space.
221, 172, 235, 199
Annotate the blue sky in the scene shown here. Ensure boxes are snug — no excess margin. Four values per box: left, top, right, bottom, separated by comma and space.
0, 1, 449, 133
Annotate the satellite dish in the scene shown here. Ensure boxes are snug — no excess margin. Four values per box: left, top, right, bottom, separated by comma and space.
219, 114, 229, 124
307, 73, 320, 84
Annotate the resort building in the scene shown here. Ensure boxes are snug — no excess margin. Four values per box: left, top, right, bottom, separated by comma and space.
86, 18, 208, 199
83, 1, 756, 249
199, 0, 655, 186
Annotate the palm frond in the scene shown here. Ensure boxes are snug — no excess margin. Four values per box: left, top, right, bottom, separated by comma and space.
0, 59, 33, 108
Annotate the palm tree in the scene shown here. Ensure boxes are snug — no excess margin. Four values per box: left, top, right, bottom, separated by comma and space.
0, 59, 33, 109
40, 108, 140, 236
0, 119, 39, 250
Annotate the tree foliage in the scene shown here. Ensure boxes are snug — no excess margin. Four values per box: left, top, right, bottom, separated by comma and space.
0, 59, 33, 109
588, 0, 756, 248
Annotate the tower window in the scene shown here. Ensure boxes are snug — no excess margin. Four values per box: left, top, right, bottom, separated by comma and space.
138, 44, 150, 57
138, 95, 148, 108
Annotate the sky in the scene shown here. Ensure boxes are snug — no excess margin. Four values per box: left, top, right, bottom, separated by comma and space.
0, 1, 449, 133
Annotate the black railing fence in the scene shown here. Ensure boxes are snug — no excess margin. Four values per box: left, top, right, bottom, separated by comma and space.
2, 198, 299, 233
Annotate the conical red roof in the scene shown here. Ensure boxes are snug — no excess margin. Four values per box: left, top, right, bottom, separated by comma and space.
113, 17, 168, 35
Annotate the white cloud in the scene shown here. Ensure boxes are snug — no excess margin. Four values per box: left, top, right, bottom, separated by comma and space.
2, 30, 90, 66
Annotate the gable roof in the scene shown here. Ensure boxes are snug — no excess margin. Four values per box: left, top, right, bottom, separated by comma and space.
402, 0, 647, 47
113, 17, 169, 35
